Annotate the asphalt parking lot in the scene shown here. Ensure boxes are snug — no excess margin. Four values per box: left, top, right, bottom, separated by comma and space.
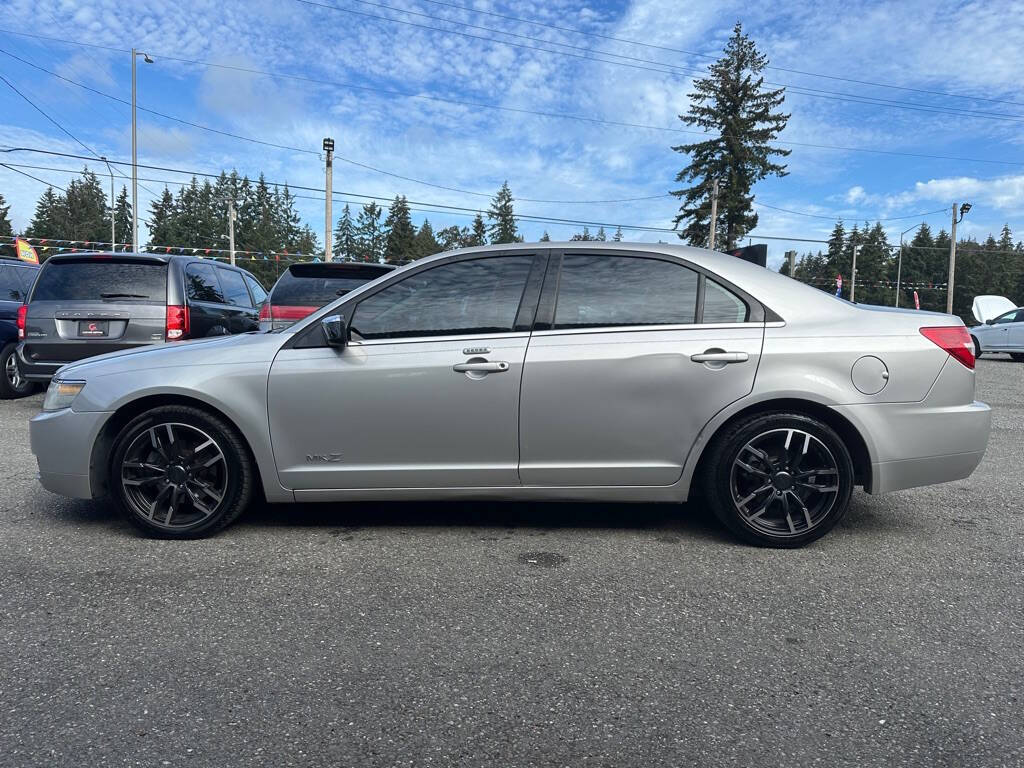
1, 358, 1022, 768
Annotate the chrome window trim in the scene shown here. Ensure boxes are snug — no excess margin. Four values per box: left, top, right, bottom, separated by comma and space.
530, 322, 767, 338
349, 331, 532, 347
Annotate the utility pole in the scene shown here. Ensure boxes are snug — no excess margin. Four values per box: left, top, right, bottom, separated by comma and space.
946, 202, 972, 314
131, 49, 152, 252
101, 157, 115, 251
786, 250, 796, 277
323, 138, 334, 262
851, 245, 862, 302
708, 178, 719, 251
896, 224, 919, 308
227, 199, 236, 266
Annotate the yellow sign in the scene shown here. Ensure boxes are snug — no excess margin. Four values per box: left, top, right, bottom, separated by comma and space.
15, 238, 39, 264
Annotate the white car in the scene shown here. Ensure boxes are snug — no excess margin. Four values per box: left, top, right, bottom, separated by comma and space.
969, 295, 1024, 361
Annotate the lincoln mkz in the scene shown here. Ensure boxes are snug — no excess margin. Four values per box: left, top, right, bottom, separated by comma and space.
29, 243, 991, 547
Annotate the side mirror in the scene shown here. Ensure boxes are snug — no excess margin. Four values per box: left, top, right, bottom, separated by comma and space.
321, 314, 347, 348
985, 319, 995, 325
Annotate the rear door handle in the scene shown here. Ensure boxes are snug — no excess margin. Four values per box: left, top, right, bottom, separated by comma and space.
690, 351, 749, 364
452, 361, 510, 373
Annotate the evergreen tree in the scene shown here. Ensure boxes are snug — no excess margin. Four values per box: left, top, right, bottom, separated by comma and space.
0, 192, 12, 238
612, 226, 623, 242
113, 186, 132, 249
595, 226, 607, 242
147, 187, 177, 247
293, 225, 320, 257
355, 202, 384, 262
539, 231, 550, 242
670, 23, 790, 249
487, 182, 519, 244
436, 225, 465, 251
570, 226, 594, 241
412, 219, 439, 259
25, 187, 68, 240
333, 204, 356, 260
466, 213, 487, 246
383, 196, 416, 262
64, 169, 109, 243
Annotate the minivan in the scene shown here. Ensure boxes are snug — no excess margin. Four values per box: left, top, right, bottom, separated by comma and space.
16, 252, 267, 383
0, 257, 41, 398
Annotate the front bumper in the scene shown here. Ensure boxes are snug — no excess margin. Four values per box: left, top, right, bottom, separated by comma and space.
30, 407, 112, 499
831, 399, 991, 494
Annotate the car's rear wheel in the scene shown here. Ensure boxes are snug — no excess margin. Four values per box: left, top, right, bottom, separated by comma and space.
109, 405, 253, 538
971, 336, 982, 359
702, 412, 855, 548
0, 342, 35, 399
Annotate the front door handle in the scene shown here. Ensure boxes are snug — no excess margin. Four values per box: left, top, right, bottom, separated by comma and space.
690, 351, 749, 364
452, 361, 510, 373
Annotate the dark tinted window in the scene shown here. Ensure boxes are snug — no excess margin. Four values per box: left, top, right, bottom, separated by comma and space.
13, 265, 38, 295
703, 279, 749, 323
351, 256, 533, 340
31, 260, 167, 303
554, 255, 698, 329
994, 309, 1024, 324
244, 274, 267, 305
0, 266, 22, 301
217, 267, 252, 307
185, 263, 225, 304
272, 265, 390, 306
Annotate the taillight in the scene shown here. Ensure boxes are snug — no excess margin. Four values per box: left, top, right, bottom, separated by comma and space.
920, 326, 975, 370
269, 305, 318, 321
16, 304, 27, 340
258, 302, 271, 322
166, 305, 190, 341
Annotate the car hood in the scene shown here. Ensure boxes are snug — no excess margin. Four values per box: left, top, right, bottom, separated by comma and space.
971, 295, 1015, 323
55, 332, 283, 379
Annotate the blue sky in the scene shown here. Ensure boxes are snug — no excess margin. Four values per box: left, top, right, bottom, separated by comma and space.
1, 0, 1023, 268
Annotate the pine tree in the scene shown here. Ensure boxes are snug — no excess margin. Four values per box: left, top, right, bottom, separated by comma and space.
466, 213, 487, 246
412, 219, 440, 259
0, 192, 12, 238
147, 187, 177, 247
113, 186, 132, 249
436, 225, 465, 251
333, 204, 356, 260
539, 231, 550, 242
293, 225, 320, 257
670, 23, 790, 249
26, 187, 68, 240
64, 169, 109, 243
570, 226, 594, 241
487, 182, 519, 244
356, 202, 384, 262
595, 226, 607, 242
612, 226, 623, 242
383, 196, 416, 262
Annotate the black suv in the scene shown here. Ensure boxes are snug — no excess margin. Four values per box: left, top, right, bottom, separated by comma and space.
16, 252, 268, 384
0, 257, 41, 398
259, 261, 394, 331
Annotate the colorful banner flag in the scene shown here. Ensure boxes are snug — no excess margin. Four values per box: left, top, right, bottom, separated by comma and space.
15, 237, 39, 264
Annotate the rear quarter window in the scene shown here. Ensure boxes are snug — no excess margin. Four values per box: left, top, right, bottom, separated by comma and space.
31, 260, 167, 303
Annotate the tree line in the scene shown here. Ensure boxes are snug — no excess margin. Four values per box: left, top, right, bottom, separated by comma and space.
786, 220, 1024, 321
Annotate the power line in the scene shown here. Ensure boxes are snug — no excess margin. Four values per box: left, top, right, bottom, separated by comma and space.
0, 162, 68, 192
3, 32, 1024, 168
400, 0, 1024, 109
291, 0, 1024, 124
754, 201, 949, 222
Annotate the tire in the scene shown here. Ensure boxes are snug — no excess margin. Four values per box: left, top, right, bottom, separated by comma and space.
1010, 353, 1024, 362
702, 412, 855, 548
971, 336, 982, 359
0, 342, 35, 399
108, 405, 254, 538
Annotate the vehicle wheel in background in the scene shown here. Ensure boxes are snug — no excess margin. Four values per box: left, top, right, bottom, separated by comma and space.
702, 412, 855, 548
109, 405, 254, 538
0, 342, 35, 399
972, 336, 982, 359
1011, 353, 1024, 362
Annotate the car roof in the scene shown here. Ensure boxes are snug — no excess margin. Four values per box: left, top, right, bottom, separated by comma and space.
41, 251, 256, 271
285, 261, 395, 274
0, 257, 40, 268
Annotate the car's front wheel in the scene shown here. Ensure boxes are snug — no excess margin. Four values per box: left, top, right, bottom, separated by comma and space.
702, 412, 855, 548
109, 405, 254, 538
0, 342, 35, 399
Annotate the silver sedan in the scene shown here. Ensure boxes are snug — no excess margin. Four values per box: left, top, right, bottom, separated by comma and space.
29, 243, 991, 547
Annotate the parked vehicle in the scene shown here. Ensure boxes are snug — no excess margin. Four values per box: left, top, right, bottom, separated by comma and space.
259, 261, 394, 331
29, 243, 991, 546
968, 295, 1024, 361
16, 252, 267, 383
0, 257, 40, 398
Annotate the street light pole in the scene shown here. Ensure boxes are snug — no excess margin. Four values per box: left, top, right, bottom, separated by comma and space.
131, 48, 153, 252
896, 224, 919, 308
323, 138, 334, 262
851, 244, 861, 302
101, 156, 115, 251
708, 178, 719, 251
947, 202, 971, 315
227, 199, 236, 266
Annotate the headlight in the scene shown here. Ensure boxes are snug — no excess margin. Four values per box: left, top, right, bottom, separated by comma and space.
43, 379, 86, 411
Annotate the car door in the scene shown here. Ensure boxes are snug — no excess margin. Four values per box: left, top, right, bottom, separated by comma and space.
215, 266, 259, 333
0, 264, 24, 329
268, 251, 545, 491
518, 250, 763, 487
184, 262, 230, 337
1006, 309, 1024, 349
980, 309, 1016, 351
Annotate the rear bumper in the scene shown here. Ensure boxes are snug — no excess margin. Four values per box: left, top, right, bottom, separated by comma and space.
831, 400, 991, 493
16, 342, 152, 382
30, 406, 112, 499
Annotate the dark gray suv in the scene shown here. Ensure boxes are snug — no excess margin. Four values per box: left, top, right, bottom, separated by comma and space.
16, 252, 267, 383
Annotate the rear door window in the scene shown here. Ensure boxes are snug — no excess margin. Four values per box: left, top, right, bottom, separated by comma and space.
31, 260, 167, 303
13, 266, 38, 296
244, 274, 267, 305
0, 265, 22, 301
553, 255, 699, 329
217, 267, 253, 307
185, 263, 226, 304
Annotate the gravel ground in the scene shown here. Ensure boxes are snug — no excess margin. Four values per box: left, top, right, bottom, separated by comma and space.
1, 357, 1022, 767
